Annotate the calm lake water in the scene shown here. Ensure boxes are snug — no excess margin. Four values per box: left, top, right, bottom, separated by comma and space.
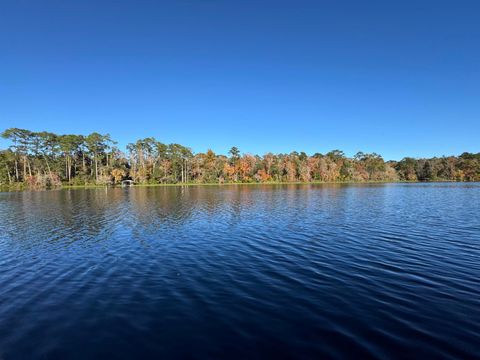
0, 183, 479, 359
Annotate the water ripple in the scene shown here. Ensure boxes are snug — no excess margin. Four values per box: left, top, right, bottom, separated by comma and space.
0, 184, 479, 359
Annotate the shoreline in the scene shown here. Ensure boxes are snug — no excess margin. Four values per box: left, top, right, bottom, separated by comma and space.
0, 179, 472, 192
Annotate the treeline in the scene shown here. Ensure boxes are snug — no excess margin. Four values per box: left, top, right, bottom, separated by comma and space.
1, 128, 479, 188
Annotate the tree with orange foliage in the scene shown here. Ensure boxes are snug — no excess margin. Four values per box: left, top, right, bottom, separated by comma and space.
255, 169, 272, 182
238, 154, 256, 181
111, 168, 126, 184
223, 162, 236, 182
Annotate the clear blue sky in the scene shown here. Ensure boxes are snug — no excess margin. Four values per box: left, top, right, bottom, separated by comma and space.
1, 0, 479, 160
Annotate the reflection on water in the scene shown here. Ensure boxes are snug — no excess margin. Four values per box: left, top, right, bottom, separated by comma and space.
0, 184, 479, 359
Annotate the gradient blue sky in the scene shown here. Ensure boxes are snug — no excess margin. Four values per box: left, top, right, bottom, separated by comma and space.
1, 0, 479, 160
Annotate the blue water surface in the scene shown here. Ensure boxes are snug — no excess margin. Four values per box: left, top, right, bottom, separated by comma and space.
0, 183, 479, 359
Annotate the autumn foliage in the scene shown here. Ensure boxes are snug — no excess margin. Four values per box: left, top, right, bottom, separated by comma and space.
1, 128, 480, 188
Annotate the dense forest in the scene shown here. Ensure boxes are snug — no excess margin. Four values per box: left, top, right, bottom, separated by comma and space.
1, 128, 479, 189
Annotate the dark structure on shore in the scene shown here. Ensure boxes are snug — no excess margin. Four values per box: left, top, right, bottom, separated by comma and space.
121, 180, 134, 187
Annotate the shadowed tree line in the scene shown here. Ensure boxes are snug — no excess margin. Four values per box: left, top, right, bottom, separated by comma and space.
1, 128, 479, 188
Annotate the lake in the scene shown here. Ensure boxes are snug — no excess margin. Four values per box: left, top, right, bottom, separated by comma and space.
0, 183, 479, 359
